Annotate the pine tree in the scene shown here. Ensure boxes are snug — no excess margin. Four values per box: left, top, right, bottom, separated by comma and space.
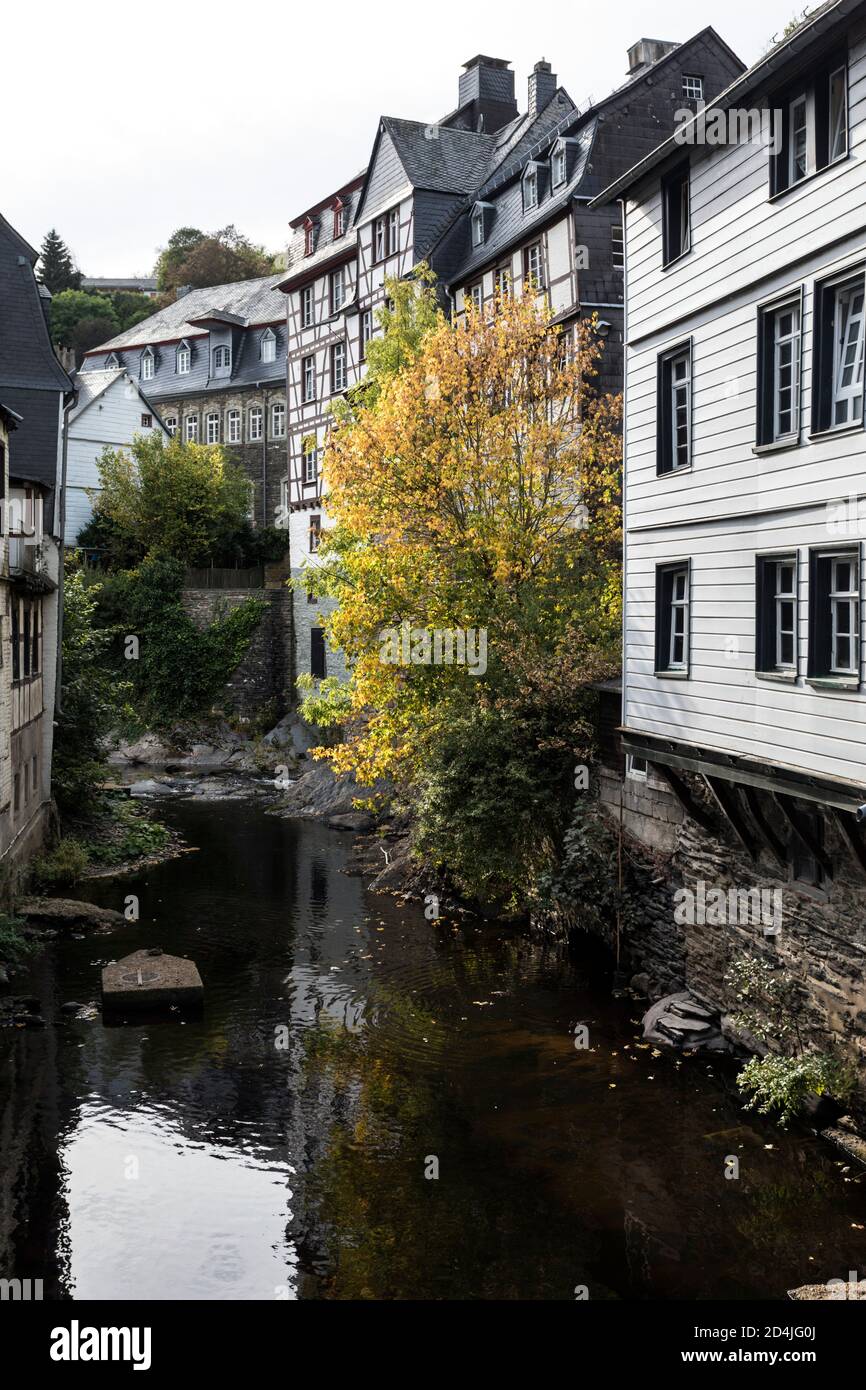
38, 229, 81, 294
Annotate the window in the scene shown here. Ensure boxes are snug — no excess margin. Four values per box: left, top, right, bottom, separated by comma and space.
309, 514, 321, 552
261, 328, 276, 363
301, 285, 314, 328
271, 402, 286, 438
165, 416, 177, 437
302, 355, 316, 403
682, 74, 703, 101
523, 242, 543, 287
177, 342, 190, 374
185, 415, 199, 442
206, 412, 220, 444
331, 340, 347, 392
106, 353, 119, 369
494, 265, 511, 300
611, 223, 624, 271
655, 562, 690, 674
13, 773, 19, 814
141, 349, 154, 380
360, 308, 373, 359
468, 282, 483, 312
771, 53, 847, 195
808, 548, 860, 679
330, 268, 345, 314
551, 142, 566, 189
333, 200, 344, 238
248, 406, 263, 441
522, 166, 538, 212
813, 273, 865, 433
388, 208, 399, 256
213, 345, 231, 372
626, 754, 648, 780
304, 218, 315, 256
471, 206, 485, 248
374, 216, 386, 261
310, 627, 326, 678
756, 555, 798, 674
303, 438, 318, 484
226, 409, 241, 444
140, 412, 152, 428
757, 298, 802, 445
662, 164, 690, 266
657, 343, 692, 474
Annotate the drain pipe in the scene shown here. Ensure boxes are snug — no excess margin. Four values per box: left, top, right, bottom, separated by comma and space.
55, 384, 77, 716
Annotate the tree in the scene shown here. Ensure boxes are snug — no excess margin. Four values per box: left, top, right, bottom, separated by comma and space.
92, 432, 253, 566
38, 229, 81, 294
49, 289, 119, 350
299, 278, 622, 903
110, 291, 157, 333
155, 224, 275, 292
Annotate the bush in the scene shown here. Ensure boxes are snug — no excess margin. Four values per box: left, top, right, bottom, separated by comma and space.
32, 837, 91, 888
737, 1052, 855, 1126
0, 912, 34, 964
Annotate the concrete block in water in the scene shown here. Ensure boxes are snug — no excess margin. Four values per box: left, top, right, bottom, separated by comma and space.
102, 949, 203, 1010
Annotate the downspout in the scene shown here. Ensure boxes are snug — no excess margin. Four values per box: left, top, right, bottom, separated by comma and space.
620, 195, 628, 741
261, 383, 270, 528
55, 385, 77, 716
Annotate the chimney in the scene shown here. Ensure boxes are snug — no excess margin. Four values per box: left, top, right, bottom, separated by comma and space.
626, 38, 678, 78
458, 55, 518, 133
528, 60, 557, 118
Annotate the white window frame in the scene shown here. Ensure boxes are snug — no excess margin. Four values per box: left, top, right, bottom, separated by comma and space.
669, 566, 689, 671
551, 143, 566, 189
774, 559, 797, 670
494, 265, 511, 299
213, 345, 231, 372
832, 279, 865, 428
261, 329, 276, 363
670, 349, 691, 471
682, 74, 703, 101
525, 241, 543, 286
788, 90, 815, 186
330, 268, 345, 314
374, 217, 386, 261
301, 286, 314, 329
271, 402, 286, 438
303, 440, 318, 484
829, 64, 848, 162
164, 416, 178, 437
468, 282, 483, 312
360, 307, 373, 357
176, 343, 190, 375
626, 754, 648, 781
523, 167, 538, 212
471, 207, 484, 248
206, 412, 220, 444
226, 409, 241, 444
331, 340, 347, 393
141, 349, 154, 381
302, 355, 315, 403
185, 415, 198, 442
248, 406, 263, 442
772, 302, 801, 441
387, 207, 399, 256
830, 553, 859, 675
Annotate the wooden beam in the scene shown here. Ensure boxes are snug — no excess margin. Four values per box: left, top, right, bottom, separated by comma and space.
773, 794, 832, 877
704, 776, 758, 861
832, 808, 866, 883
742, 785, 788, 871
653, 763, 716, 833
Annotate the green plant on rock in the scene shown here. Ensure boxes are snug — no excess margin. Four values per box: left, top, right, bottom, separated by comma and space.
0, 912, 34, 964
737, 1052, 855, 1127
32, 837, 91, 888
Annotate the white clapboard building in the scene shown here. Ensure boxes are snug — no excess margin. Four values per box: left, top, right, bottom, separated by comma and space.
595, 0, 866, 889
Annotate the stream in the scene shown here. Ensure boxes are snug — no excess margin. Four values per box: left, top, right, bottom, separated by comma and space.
3, 794, 866, 1300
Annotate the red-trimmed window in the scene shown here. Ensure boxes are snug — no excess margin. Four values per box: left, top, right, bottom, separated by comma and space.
303, 218, 315, 256
333, 199, 344, 238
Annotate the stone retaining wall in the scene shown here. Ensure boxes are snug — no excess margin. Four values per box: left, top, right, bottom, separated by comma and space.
181, 562, 292, 721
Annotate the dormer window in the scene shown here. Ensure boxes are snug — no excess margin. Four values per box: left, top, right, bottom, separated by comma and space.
471, 205, 485, 248
106, 353, 119, 369
176, 341, 190, 374
303, 218, 315, 256
141, 348, 154, 380
260, 328, 276, 363
522, 165, 539, 213
212, 345, 231, 373
551, 142, 567, 189
333, 199, 345, 238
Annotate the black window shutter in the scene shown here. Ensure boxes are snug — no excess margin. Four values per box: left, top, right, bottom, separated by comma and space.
756, 310, 774, 445
814, 65, 831, 170
813, 281, 836, 433
654, 568, 665, 671
310, 627, 326, 679
756, 558, 774, 671
808, 552, 833, 676
771, 103, 788, 195
656, 356, 670, 473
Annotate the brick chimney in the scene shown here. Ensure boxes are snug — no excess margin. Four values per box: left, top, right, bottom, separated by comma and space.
626, 38, 678, 78
457, 55, 518, 133
528, 60, 557, 118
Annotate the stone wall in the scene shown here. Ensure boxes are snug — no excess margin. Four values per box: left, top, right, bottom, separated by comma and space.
181, 561, 292, 721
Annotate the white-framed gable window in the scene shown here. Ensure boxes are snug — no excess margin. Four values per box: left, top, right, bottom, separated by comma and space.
248, 406, 263, 441
106, 352, 119, 369
471, 205, 485, 248
468, 282, 483, 312
260, 328, 276, 363
551, 141, 566, 189
213, 344, 231, 372
682, 74, 703, 101
271, 402, 286, 437
176, 341, 191, 374
141, 348, 154, 380
185, 414, 199, 442
522, 165, 539, 212
206, 412, 220, 444
330, 267, 345, 314
226, 408, 241, 444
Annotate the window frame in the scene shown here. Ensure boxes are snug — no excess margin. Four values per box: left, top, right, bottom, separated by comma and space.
212, 344, 231, 373
330, 267, 345, 315
811, 267, 866, 436
661, 163, 690, 268
226, 408, 241, 444
523, 241, 544, 288
807, 545, 861, 684
302, 438, 318, 486
770, 51, 849, 198
551, 141, 566, 189
140, 348, 154, 381
176, 342, 191, 375
184, 414, 199, 443
756, 551, 799, 678
360, 307, 373, 360
522, 165, 539, 213
164, 415, 178, 437
756, 290, 804, 448
682, 74, 703, 101
205, 411, 220, 444
654, 561, 691, 677
656, 339, 693, 475
471, 206, 485, 248
271, 401, 286, 438
331, 340, 347, 393
248, 406, 263, 442
260, 328, 276, 363
301, 285, 315, 329
302, 354, 316, 404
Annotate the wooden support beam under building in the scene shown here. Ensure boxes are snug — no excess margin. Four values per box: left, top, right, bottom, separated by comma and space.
773, 794, 832, 878
653, 763, 716, 833
704, 775, 758, 861
832, 808, 866, 884
742, 785, 788, 872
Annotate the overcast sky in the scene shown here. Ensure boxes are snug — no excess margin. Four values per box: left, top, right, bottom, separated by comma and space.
7, 0, 801, 276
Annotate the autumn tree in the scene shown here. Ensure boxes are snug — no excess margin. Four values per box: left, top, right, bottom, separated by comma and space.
155, 224, 276, 292
91, 432, 252, 566
300, 278, 622, 904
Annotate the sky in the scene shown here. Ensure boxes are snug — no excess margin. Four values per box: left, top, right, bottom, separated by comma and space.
6, 0, 802, 276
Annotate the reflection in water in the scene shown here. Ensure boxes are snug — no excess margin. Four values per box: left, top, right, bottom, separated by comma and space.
2, 798, 866, 1300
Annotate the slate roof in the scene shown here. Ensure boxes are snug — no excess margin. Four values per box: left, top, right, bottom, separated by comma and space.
380, 117, 497, 194
89, 272, 287, 353
0, 211, 73, 394
69, 367, 126, 418
82, 277, 158, 293
281, 183, 365, 285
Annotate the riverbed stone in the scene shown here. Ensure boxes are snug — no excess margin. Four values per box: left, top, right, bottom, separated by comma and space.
102, 949, 203, 1011
19, 898, 125, 931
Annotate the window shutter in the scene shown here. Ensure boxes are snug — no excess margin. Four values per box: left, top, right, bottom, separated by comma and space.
756, 309, 774, 445
656, 356, 671, 473
755, 558, 775, 671
654, 567, 667, 671
812, 282, 836, 433
310, 628, 326, 679
808, 551, 833, 675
